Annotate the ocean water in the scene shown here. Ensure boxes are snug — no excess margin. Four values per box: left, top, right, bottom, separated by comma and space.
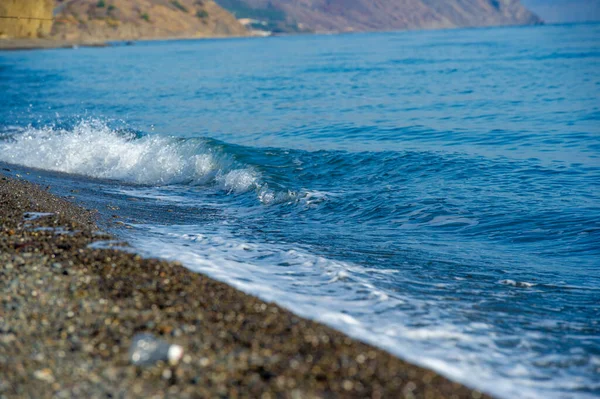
1, 23, 599, 398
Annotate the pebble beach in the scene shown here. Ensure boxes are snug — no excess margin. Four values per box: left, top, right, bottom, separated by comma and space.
0, 174, 488, 398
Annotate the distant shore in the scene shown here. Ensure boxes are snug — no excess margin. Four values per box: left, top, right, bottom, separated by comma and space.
0, 38, 108, 51
0, 173, 490, 398
0, 34, 252, 51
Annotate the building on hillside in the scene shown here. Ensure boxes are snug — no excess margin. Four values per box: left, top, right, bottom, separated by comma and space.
0, 0, 54, 39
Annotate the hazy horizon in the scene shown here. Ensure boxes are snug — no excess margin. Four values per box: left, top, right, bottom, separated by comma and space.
522, 0, 600, 22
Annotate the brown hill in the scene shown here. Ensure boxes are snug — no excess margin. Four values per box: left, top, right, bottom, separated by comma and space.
217, 0, 542, 33
51, 0, 248, 42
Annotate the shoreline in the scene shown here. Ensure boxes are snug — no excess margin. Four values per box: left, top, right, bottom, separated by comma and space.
0, 38, 109, 51
0, 174, 490, 398
0, 21, 558, 51
0, 34, 253, 51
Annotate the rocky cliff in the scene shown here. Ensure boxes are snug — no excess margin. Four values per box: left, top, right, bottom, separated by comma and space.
51, 0, 248, 42
217, 0, 542, 33
0, 0, 55, 38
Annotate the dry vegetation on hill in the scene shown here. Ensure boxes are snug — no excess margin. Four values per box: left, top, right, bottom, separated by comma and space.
50, 0, 248, 41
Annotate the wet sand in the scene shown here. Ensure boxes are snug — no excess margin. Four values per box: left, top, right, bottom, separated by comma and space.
0, 174, 490, 398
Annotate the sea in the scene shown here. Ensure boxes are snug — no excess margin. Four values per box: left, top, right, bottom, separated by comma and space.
1, 23, 599, 399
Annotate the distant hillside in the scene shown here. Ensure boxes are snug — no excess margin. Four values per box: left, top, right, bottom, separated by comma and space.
214, 0, 304, 33
51, 0, 248, 42
216, 0, 542, 33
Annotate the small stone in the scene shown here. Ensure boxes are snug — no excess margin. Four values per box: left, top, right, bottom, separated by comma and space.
162, 368, 172, 380
34, 368, 55, 383
199, 357, 210, 367
0, 334, 16, 344
103, 367, 118, 381
404, 381, 417, 395
342, 380, 353, 391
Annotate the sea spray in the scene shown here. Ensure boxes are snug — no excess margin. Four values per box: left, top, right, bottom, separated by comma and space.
0, 119, 262, 191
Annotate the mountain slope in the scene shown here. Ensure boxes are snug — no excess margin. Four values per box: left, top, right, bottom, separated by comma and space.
216, 0, 542, 33
51, 0, 248, 42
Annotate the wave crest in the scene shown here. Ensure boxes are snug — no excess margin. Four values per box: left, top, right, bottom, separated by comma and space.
0, 120, 259, 193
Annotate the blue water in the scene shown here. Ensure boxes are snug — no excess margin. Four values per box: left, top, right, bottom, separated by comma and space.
1, 23, 599, 398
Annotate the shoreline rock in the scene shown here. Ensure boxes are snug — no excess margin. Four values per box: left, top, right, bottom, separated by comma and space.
0, 174, 490, 398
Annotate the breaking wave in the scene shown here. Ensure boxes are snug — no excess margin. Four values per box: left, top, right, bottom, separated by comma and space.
0, 120, 295, 203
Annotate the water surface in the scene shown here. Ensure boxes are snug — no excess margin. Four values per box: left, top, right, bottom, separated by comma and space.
1, 23, 599, 399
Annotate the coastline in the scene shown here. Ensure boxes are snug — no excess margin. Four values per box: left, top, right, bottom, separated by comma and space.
0, 34, 254, 51
0, 21, 555, 52
0, 173, 490, 398
0, 38, 109, 51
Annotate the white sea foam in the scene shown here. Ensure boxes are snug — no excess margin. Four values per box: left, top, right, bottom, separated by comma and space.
499, 279, 536, 288
23, 212, 54, 221
125, 223, 553, 399
0, 121, 317, 206
32, 226, 72, 235
217, 168, 259, 193
0, 120, 259, 191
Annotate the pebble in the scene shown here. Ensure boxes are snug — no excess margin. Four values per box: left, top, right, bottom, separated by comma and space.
34, 368, 55, 383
